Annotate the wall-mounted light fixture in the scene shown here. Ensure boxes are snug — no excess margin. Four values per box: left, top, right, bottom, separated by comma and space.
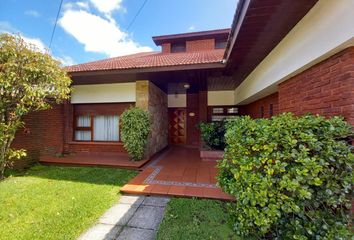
183, 83, 190, 89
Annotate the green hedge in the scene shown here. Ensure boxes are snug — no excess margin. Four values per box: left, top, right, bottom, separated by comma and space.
218, 113, 353, 239
198, 121, 226, 150
121, 107, 150, 161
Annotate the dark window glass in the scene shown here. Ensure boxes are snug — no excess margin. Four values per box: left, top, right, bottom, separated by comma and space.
260, 106, 264, 118
171, 42, 186, 53
215, 39, 227, 49
269, 104, 274, 117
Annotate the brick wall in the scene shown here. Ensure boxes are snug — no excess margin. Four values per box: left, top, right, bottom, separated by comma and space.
161, 43, 171, 53
161, 39, 215, 53
11, 105, 64, 168
67, 143, 126, 153
243, 93, 279, 118
278, 47, 354, 125
186, 39, 215, 52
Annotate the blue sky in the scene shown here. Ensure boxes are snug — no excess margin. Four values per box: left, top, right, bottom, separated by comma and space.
0, 0, 237, 65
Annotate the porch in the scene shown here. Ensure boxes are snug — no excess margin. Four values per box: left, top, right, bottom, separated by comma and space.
120, 145, 234, 201
40, 152, 150, 169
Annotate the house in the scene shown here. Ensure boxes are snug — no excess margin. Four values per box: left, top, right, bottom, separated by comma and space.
12, 0, 354, 172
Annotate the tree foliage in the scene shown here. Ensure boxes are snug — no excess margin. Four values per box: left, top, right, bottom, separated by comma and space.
121, 107, 150, 161
0, 33, 71, 178
218, 113, 353, 239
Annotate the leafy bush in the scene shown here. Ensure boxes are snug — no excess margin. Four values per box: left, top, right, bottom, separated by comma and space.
121, 107, 150, 161
218, 113, 353, 239
198, 121, 226, 150
0, 34, 71, 179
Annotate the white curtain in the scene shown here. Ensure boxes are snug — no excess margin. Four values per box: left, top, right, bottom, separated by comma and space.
77, 115, 91, 127
75, 131, 91, 141
93, 115, 119, 141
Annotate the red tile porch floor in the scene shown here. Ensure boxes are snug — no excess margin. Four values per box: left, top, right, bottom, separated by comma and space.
40, 152, 150, 169
120, 146, 234, 201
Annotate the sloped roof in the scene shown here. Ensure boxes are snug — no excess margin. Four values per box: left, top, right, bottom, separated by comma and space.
67, 49, 225, 73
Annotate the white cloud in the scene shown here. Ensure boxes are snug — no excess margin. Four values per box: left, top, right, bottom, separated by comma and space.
0, 22, 46, 52
0, 21, 18, 33
21, 36, 47, 52
188, 25, 196, 31
89, 0, 123, 15
0, 22, 74, 65
25, 10, 41, 18
55, 55, 76, 66
59, 9, 152, 57
76, 1, 90, 10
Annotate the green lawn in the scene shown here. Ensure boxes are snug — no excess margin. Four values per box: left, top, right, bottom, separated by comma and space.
0, 165, 137, 240
157, 198, 246, 240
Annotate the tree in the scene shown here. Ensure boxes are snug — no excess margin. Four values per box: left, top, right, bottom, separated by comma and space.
0, 34, 71, 179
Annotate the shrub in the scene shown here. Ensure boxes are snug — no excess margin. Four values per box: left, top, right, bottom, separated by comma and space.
198, 121, 226, 150
0, 34, 71, 179
218, 113, 353, 239
121, 107, 150, 161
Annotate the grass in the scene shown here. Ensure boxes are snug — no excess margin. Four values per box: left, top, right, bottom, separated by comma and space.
0, 165, 137, 240
157, 197, 246, 240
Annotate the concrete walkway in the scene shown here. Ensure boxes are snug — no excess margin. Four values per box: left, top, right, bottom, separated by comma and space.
78, 195, 169, 240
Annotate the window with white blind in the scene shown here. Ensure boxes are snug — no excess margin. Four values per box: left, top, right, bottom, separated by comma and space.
74, 115, 119, 142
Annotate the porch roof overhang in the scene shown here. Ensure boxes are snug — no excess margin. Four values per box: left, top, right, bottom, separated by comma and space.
223, 0, 319, 88
70, 62, 226, 94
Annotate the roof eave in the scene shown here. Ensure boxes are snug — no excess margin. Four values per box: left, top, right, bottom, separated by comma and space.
223, 0, 250, 62
68, 62, 225, 77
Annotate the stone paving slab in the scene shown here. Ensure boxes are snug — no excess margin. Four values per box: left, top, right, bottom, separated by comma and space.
77, 195, 169, 240
78, 224, 121, 240
99, 203, 138, 226
116, 227, 155, 240
142, 196, 170, 207
119, 195, 145, 206
127, 205, 166, 230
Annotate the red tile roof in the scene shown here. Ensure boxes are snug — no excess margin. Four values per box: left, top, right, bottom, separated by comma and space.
67, 49, 225, 73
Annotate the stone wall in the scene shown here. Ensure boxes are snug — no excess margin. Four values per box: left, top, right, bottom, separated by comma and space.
136, 81, 168, 158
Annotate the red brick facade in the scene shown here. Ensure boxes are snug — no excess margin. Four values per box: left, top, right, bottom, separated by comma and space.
11, 105, 64, 168
186, 39, 215, 52
161, 39, 216, 53
243, 47, 354, 126
243, 93, 279, 119
161, 43, 171, 53
278, 47, 354, 125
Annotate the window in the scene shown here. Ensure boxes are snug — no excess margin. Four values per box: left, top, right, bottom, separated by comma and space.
210, 106, 239, 122
215, 39, 227, 49
212, 107, 224, 114
269, 104, 274, 117
75, 115, 91, 141
74, 115, 119, 142
260, 106, 264, 118
227, 107, 238, 114
171, 42, 186, 53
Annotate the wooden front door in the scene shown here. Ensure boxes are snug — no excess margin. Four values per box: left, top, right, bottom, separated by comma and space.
169, 108, 186, 144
